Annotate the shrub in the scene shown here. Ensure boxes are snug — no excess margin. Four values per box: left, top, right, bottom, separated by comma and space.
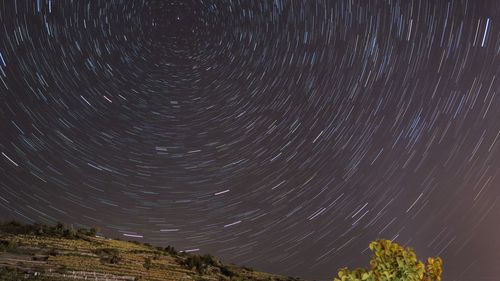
93, 248, 121, 264
48, 248, 59, 256
0, 220, 35, 235
63, 228, 77, 239
334, 240, 442, 281
0, 220, 100, 240
220, 265, 235, 277
143, 257, 152, 270
182, 254, 230, 275
109, 254, 121, 264
88, 227, 99, 236
201, 254, 219, 266
164, 245, 177, 255
77, 226, 98, 237
0, 240, 18, 252
183, 255, 204, 274
243, 266, 254, 272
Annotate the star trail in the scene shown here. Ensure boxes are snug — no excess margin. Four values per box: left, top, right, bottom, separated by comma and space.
1, 0, 500, 280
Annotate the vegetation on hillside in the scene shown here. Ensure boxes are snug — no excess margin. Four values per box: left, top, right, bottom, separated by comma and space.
0, 220, 98, 239
334, 240, 442, 281
0, 220, 303, 281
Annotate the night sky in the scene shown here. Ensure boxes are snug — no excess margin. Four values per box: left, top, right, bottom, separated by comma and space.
1, 0, 500, 280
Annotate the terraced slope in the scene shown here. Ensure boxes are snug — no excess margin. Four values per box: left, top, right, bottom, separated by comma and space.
0, 224, 305, 281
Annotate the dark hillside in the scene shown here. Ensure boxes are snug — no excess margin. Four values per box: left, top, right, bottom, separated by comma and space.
0, 221, 306, 281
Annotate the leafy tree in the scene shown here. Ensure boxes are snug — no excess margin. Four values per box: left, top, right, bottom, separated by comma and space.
334, 240, 442, 281
55, 222, 65, 235
63, 228, 77, 239
200, 254, 219, 266
183, 255, 205, 274
164, 245, 177, 255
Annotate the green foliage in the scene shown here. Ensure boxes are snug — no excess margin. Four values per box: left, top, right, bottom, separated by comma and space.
77, 226, 99, 237
164, 245, 178, 255
423, 257, 443, 281
334, 240, 442, 281
220, 265, 235, 277
0, 220, 37, 235
200, 254, 219, 266
63, 228, 77, 239
0, 239, 18, 252
184, 255, 205, 273
181, 254, 225, 275
0, 220, 99, 240
93, 248, 121, 264
88, 227, 99, 236
242, 266, 254, 272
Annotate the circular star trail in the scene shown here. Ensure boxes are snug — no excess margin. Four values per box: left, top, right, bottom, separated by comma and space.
1, 0, 500, 280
